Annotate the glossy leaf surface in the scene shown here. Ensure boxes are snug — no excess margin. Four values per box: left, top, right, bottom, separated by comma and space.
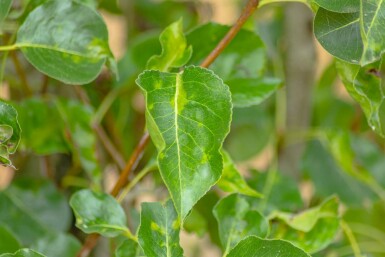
146, 19, 192, 71
136, 66, 232, 220
214, 194, 269, 255
217, 151, 262, 197
70, 189, 130, 237
227, 236, 311, 257
16, 1, 115, 84
138, 200, 183, 257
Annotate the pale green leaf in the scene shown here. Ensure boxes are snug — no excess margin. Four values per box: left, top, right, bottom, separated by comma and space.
227, 236, 311, 257
31, 233, 81, 257
146, 19, 192, 72
213, 194, 269, 255
138, 200, 183, 257
0, 249, 46, 257
0, 0, 12, 24
70, 189, 130, 238
270, 196, 340, 253
136, 66, 232, 220
217, 151, 262, 198
0, 125, 12, 143
0, 225, 21, 254
16, 1, 116, 84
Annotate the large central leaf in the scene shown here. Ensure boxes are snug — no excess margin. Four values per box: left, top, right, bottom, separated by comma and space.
136, 66, 232, 220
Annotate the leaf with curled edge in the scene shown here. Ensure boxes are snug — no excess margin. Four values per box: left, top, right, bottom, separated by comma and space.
16, 1, 116, 84
136, 66, 232, 221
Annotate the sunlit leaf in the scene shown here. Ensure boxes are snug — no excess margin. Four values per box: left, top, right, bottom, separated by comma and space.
16, 1, 116, 84
138, 200, 183, 257
214, 194, 269, 255
70, 189, 130, 238
136, 66, 232, 220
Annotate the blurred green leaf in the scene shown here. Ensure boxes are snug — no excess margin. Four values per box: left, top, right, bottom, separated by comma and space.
0, 101, 21, 167
146, 19, 192, 72
214, 194, 269, 255
31, 233, 81, 257
270, 196, 340, 253
217, 151, 262, 198
115, 239, 144, 257
16, 1, 116, 84
0, 249, 46, 257
227, 236, 311, 257
138, 200, 183, 257
136, 66, 232, 220
336, 60, 385, 137
0, 225, 20, 254
0, 0, 12, 24
0, 179, 71, 245
70, 189, 130, 238
183, 208, 208, 237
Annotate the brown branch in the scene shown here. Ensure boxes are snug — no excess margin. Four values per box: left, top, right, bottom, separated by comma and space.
200, 0, 260, 68
76, 0, 261, 255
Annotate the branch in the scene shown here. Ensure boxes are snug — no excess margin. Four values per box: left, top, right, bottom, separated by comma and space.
76, 0, 261, 255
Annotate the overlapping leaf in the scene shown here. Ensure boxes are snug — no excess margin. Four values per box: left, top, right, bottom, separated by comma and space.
227, 236, 311, 257
0, 249, 46, 257
138, 200, 183, 257
16, 1, 116, 84
136, 66, 232, 220
213, 194, 269, 255
115, 239, 144, 257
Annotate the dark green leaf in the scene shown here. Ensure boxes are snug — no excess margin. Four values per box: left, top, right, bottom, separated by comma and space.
0, 0, 12, 24
213, 194, 269, 255
146, 19, 192, 72
136, 66, 232, 220
270, 196, 340, 253
70, 189, 130, 238
0, 249, 46, 257
313, 0, 359, 13
16, 1, 116, 84
183, 208, 208, 237
31, 233, 81, 257
138, 200, 183, 257
0, 225, 20, 254
217, 151, 262, 198
227, 236, 311, 257
115, 239, 144, 257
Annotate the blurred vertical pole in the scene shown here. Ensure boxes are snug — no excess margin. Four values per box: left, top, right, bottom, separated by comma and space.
278, 3, 316, 179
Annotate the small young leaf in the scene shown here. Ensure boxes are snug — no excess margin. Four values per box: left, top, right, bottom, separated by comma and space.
70, 189, 130, 238
146, 19, 192, 72
115, 239, 144, 257
0, 0, 12, 24
16, 1, 116, 84
0, 249, 46, 257
213, 194, 269, 255
31, 233, 81, 257
136, 66, 232, 220
217, 151, 262, 198
227, 236, 311, 257
138, 200, 183, 257
0, 225, 21, 254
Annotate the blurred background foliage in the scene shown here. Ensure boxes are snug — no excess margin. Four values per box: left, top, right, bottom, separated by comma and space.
1, 0, 385, 256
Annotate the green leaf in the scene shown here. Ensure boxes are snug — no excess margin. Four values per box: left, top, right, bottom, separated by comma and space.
115, 239, 144, 257
314, 3, 385, 65
146, 19, 192, 72
0, 225, 21, 254
270, 196, 340, 253
0, 179, 71, 245
16, 1, 116, 84
0, 249, 46, 257
228, 78, 281, 108
70, 189, 130, 238
31, 233, 81, 257
213, 194, 269, 255
138, 200, 183, 257
136, 66, 232, 220
227, 236, 311, 257
217, 151, 262, 198
0, 0, 12, 24
0, 101, 21, 167
336, 60, 385, 136
313, 0, 359, 13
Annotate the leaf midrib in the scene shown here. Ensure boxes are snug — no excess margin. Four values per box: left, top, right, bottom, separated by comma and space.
174, 73, 183, 217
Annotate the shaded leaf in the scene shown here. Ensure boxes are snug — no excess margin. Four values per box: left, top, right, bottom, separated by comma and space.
70, 189, 130, 238
0, 0, 12, 24
0, 225, 20, 254
227, 236, 311, 257
115, 239, 144, 257
213, 194, 269, 255
313, 0, 359, 13
31, 233, 81, 257
217, 151, 262, 198
146, 19, 192, 72
138, 200, 183, 257
136, 66, 232, 220
0, 249, 46, 257
270, 196, 340, 253
16, 1, 115, 84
